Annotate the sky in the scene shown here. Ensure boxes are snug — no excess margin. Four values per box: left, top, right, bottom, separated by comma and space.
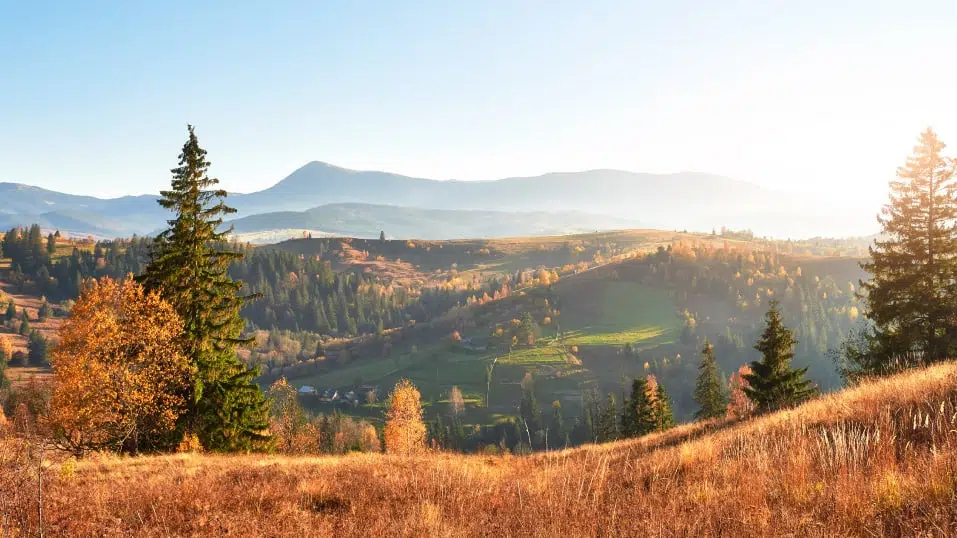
2, 1, 956, 212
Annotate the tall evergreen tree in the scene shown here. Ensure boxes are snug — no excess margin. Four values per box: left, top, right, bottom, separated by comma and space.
597, 393, 618, 442
652, 383, 674, 431
744, 300, 816, 412
139, 125, 269, 451
620, 377, 655, 437
854, 128, 957, 379
694, 340, 728, 420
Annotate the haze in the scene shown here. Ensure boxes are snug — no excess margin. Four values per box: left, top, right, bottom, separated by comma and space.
2, 0, 956, 214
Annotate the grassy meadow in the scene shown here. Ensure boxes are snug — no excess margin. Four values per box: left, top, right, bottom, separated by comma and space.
3, 361, 955, 536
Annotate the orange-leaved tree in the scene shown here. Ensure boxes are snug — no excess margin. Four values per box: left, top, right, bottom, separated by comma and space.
384, 379, 426, 455
47, 276, 192, 455
726, 364, 756, 419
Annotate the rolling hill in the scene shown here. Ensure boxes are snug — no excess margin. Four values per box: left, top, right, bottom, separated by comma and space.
5, 361, 955, 535
0, 162, 876, 239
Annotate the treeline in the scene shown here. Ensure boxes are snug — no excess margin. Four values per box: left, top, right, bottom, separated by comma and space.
2, 231, 517, 343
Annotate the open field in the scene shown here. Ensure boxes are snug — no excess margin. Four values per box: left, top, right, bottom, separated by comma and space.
558, 280, 678, 347
4, 361, 956, 536
0, 280, 64, 355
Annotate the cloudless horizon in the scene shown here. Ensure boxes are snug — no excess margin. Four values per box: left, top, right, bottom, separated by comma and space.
2, 1, 956, 212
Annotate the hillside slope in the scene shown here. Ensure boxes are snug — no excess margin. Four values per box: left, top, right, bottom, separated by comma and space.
7, 362, 957, 536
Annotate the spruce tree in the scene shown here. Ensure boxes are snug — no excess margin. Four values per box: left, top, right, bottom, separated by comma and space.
854, 128, 957, 378
620, 377, 655, 437
139, 125, 269, 451
652, 383, 674, 431
744, 300, 816, 412
597, 393, 618, 442
694, 340, 728, 420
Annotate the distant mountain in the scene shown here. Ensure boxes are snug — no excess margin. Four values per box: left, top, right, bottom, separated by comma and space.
0, 163, 879, 239
226, 203, 640, 241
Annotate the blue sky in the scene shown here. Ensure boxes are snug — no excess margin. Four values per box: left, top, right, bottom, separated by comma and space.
2, 1, 956, 208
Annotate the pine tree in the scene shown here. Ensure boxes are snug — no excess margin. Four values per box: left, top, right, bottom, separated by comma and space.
549, 400, 565, 449
620, 377, 655, 437
139, 125, 269, 451
694, 340, 728, 420
597, 393, 618, 442
27, 330, 48, 366
652, 382, 674, 431
744, 300, 816, 412
519, 373, 542, 443
854, 128, 957, 379
4, 300, 15, 322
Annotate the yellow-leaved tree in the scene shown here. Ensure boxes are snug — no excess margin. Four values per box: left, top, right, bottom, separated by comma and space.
384, 379, 426, 455
47, 276, 192, 455
266, 378, 320, 454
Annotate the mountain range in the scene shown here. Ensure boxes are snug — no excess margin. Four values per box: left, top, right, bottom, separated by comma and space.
0, 162, 876, 240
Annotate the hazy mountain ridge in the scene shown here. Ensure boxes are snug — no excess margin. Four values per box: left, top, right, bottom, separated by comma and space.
0, 163, 875, 239
226, 202, 640, 240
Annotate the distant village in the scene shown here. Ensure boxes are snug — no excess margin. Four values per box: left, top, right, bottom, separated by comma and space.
296, 384, 380, 408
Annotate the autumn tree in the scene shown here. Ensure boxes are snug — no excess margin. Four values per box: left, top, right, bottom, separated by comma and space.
727, 365, 756, 419
384, 379, 426, 455
47, 277, 192, 454
139, 125, 269, 451
266, 378, 320, 454
854, 129, 957, 378
744, 300, 816, 412
694, 340, 728, 420
359, 423, 381, 452
448, 385, 465, 417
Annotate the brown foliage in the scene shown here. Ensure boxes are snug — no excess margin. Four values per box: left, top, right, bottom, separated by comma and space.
46, 276, 191, 454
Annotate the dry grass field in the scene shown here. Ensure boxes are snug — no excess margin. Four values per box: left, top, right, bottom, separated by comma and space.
2, 361, 956, 536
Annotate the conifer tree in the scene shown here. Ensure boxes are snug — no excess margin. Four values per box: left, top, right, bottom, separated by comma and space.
597, 393, 618, 442
620, 377, 655, 437
652, 382, 674, 431
694, 340, 728, 420
744, 300, 816, 412
854, 128, 957, 378
139, 125, 269, 451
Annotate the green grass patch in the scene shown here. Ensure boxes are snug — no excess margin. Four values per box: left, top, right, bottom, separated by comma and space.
560, 281, 679, 348
497, 346, 568, 365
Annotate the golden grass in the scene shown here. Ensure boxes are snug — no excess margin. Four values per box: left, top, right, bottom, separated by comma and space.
4, 362, 957, 536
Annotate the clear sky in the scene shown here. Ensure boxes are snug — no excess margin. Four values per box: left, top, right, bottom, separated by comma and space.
2, 1, 956, 210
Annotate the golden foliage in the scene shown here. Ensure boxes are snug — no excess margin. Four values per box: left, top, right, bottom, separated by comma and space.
47, 276, 191, 454
384, 379, 426, 455
0, 334, 12, 360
